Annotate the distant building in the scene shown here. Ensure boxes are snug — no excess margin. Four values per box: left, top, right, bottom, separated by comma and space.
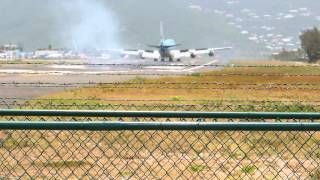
0, 44, 22, 60
34, 49, 64, 59
5, 50, 20, 60
20, 52, 34, 59
0, 52, 6, 59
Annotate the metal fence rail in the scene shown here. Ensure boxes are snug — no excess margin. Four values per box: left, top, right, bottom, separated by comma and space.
0, 121, 320, 131
0, 111, 319, 179
1, 109, 320, 121
1, 99, 319, 112
1, 110, 320, 122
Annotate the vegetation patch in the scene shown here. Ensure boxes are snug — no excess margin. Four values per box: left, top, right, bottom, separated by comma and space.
3, 138, 33, 149
241, 165, 256, 174
190, 164, 206, 173
32, 160, 91, 168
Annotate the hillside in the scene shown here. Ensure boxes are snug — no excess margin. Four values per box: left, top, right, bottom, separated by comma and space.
0, 0, 319, 58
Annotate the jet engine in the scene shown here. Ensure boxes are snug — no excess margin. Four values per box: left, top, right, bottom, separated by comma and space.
138, 50, 145, 59
189, 50, 196, 58
190, 53, 196, 58
208, 51, 214, 57
120, 54, 127, 58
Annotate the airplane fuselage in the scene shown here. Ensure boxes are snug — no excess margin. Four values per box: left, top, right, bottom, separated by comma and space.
159, 46, 174, 58
158, 39, 177, 60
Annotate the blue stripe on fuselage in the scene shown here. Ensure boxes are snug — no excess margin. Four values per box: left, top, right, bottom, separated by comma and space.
161, 39, 176, 47
159, 39, 176, 58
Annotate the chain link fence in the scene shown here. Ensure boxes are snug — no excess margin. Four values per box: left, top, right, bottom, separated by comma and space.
0, 111, 319, 179
1, 129, 319, 179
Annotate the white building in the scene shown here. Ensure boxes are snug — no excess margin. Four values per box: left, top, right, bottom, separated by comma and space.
0, 44, 22, 60
34, 49, 64, 59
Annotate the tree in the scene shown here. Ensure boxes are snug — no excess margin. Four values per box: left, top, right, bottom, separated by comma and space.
271, 48, 306, 61
300, 27, 320, 63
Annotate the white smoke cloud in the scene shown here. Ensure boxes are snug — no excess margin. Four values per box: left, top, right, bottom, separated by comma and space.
50, 0, 119, 50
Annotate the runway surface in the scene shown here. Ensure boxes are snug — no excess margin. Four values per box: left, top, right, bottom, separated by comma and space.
0, 58, 223, 98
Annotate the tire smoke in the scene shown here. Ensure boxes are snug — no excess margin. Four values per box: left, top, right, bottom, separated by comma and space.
50, 0, 119, 50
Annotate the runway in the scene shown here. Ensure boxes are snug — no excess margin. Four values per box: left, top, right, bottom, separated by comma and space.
0, 58, 222, 98
0, 59, 219, 74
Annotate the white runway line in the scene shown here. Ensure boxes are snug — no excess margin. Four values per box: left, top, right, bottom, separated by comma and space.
0, 60, 219, 75
48, 65, 87, 69
182, 60, 219, 72
76, 70, 137, 75
142, 60, 219, 72
0, 69, 135, 75
144, 66, 185, 70
0, 69, 33, 73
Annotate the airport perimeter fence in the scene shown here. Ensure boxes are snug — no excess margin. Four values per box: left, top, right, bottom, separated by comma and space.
1, 98, 320, 112
0, 110, 319, 179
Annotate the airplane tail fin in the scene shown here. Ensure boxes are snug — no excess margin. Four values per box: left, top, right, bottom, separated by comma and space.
160, 21, 164, 40
146, 22, 183, 49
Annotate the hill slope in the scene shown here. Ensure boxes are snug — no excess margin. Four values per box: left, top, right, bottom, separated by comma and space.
0, 0, 319, 58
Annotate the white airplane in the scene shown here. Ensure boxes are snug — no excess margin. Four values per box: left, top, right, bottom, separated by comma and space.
109, 22, 232, 62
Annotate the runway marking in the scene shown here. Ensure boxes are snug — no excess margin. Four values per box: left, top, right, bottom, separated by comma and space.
0, 60, 219, 75
48, 65, 87, 69
143, 61, 219, 72
0, 69, 134, 75
0, 69, 33, 73
143, 66, 185, 70
182, 60, 219, 72
82, 71, 132, 74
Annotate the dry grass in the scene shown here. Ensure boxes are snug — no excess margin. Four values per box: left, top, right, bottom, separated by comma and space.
0, 130, 318, 179
2, 61, 319, 178
44, 64, 320, 104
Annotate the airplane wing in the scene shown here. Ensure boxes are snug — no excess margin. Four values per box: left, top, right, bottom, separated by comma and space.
106, 49, 160, 59
179, 47, 232, 58
106, 49, 142, 56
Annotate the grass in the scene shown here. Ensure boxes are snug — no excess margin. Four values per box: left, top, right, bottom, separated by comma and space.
10, 98, 320, 112
43, 64, 320, 104
0, 130, 317, 179
190, 72, 201, 77
190, 164, 206, 173
171, 96, 183, 101
32, 160, 91, 168
310, 169, 320, 180
120, 171, 133, 178
23, 61, 320, 113
2, 138, 33, 149
241, 165, 257, 174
